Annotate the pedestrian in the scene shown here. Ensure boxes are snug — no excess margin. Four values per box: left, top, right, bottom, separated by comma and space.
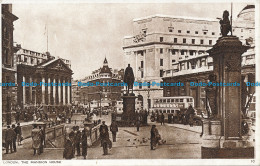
150, 125, 159, 150
5, 125, 16, 154
99, 121, 110, 155
160, 113, 165, 125
81, 128, 88, 159
69, 126, 76, 157
110, 121, 118, 142
187, 105, 195, 127
136, 119, 140, 132
63, 132, 74, 160
15, 123, 22, 145
31, 125, 42, 155
75, 126, 81, 156
39, 126, 44, 154
11, 124, 17, 152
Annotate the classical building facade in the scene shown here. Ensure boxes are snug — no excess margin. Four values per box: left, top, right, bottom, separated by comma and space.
2, 4, 19, 125
162, 5, 255, 112
15, 47, 73, 109
123, 14, 220, 110
78, 58, 124, 109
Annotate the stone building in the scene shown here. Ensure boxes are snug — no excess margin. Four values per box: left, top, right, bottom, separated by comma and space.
2, 4, 19, 125
78, 58, 124, 109
162, 5, 255, 112
15, 47, 73, 109
123, 14, 220, 110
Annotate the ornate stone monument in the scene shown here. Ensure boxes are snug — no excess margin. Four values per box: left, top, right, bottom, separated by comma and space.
201, 10, 254, 158
122, 64, 137, 126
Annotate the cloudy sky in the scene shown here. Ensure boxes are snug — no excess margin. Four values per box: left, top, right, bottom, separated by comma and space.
12, 1, 250, 80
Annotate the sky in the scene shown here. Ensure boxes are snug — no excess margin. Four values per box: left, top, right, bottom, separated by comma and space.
12, 1, 251, 80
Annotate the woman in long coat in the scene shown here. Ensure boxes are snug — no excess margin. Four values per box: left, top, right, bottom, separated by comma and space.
81, 128, 88, 159
31, 126, 42, 155
63, 132, 74, 159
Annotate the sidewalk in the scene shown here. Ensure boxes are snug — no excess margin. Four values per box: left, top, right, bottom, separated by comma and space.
165, 123, 202, 134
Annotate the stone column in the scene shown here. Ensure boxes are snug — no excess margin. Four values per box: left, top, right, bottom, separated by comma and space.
63, 79, 66, 104
53, 78, 56, 105
29, 76, 33, 104
42, 77, 45, 104
58, 78, 61, 104
201, 36, 253, 158
48, 77, 51, 104
22, 76, 26, 106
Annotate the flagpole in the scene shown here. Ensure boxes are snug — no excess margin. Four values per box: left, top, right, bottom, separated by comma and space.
47, 24, 49, 52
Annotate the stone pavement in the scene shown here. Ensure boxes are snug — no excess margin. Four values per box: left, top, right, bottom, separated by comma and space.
3, 119, 202, 160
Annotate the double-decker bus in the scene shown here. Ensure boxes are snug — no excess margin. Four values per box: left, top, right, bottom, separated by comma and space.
150, 96, 195, 123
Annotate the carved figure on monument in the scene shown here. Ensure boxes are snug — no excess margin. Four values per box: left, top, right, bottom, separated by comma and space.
219, 10, 231, 37
205, 74, 217, 119
124, 64, 135, 94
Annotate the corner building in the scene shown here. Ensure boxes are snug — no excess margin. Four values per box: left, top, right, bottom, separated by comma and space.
123, 14, 220, 110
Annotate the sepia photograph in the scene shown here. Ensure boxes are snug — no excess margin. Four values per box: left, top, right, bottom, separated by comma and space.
1, 0, 259, 165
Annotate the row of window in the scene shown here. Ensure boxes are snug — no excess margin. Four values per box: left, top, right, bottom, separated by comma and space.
159, 37, 213, 45
167, 28, 216, 35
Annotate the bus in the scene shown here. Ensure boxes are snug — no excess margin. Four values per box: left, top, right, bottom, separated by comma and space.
150, 96, 195, 124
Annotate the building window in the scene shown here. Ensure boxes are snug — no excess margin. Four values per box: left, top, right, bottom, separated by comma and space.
139, 82, 142, 89
200, 39, 204, 44
160, 59, 163, 66
24, 57, 27, 62
172, 59, 176, 63
190, 50, 194, 56
178, 30, 181, 33
174, 38, 177, 43
31, 58, 34, 64
142, 29, 147, 34
168, 27, 174, 32
148, 82, 151, 88
203, 31, 207, 35
141, 71, 144, 78
187, 31, 190, 34
241, 29, 243, 32
160, 37, 163, 42
195, 31, 198, 34
172, 50, 176, 55
169, 29, 173, 32
187, 62, 189, 69
183, 38, 186, 43
209, 40, 212, 45
181, 50, 185, 55
212, 32, 215, 35
160, 69, 164, 77
160, 48, 163, 54
141, 61, 143, 68
160, 81, 163, 88
192, 39, 195, 44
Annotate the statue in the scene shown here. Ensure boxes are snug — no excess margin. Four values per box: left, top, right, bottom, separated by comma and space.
124, 64, 135, 94
205, 74, 217, 119
219, 10, 231, 37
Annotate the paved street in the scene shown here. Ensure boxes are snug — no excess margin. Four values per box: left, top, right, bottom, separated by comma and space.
3, 114, 202, 160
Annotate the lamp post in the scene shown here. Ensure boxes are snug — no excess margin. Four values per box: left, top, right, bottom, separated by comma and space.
99, 91, 102, 118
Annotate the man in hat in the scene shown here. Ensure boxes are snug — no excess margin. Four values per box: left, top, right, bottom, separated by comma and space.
15, 123, 22, 145
110, 121, 118, 142
99, 121, 110, 155
11, 124, 17, 152
75, 126, 81, 156
5, 125, 16, 154
150, 125, 158, 150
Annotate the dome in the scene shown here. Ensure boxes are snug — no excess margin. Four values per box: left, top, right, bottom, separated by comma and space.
237, 5, 255, 22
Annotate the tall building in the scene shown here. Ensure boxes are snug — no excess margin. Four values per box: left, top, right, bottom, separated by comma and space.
123, 14, 220, 110
15, 46, 73, 109
78, 58, 124, 109
162, 5, 255, 112
2, 4, 19, 125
